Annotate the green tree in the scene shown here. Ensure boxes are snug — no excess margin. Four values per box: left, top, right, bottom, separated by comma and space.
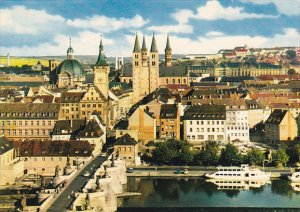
201, 141, 219, 166
152, 141, 177, 165
246, 148, 265, 166
286, 50, 296, 60
151, 139, 193, 165
272, 148, 289, 167
286, 144, 300, 165
287, 69, 296, 75
177, 141, 193, 165
219, 143, 244, 166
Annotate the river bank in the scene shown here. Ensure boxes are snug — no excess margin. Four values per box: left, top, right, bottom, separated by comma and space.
126, 166, 296, 178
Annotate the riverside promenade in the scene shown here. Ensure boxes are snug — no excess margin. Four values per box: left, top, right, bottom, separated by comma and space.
126, 166, 297, 178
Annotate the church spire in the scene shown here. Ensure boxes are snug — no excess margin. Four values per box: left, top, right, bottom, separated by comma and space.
165, 34, 171, 51
133, 33, 141, 53
67, 37, 74, 60
96, 35, 108, 66
150, 33, 157, 53
165, 34, 172, 67
141, 35, 147, 51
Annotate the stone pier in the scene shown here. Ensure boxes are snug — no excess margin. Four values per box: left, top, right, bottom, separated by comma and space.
68, 157, 127, 211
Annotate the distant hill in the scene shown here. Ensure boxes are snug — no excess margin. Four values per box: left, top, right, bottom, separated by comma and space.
39, 54, 185, 64
0, 54, 185, 67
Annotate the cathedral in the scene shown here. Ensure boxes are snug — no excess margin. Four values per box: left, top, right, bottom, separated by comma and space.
49, 39, 86, 88
120, 33, 190, 103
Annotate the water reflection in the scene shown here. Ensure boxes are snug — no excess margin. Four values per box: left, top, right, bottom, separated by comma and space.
291, 183, 300, 192
121, 177, 300, 208
206, 179, 270, 190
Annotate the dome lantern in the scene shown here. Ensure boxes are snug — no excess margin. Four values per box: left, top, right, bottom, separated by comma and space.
67, 37, 75, 60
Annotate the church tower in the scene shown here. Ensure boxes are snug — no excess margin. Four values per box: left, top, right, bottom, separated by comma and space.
94, 35, 109, 98
165, 34, 172, 67
67, 38, 75, 60
149, 33, 159, 93
141, 35, 148, 67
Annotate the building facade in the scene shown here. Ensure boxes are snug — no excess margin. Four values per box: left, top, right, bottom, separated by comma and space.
0, 103, 59, 141
159, 104, 180, 140
183, 105, 227, 146
265, 109, 298, 144
0, 137, 24, 185
114, 134, 139, 165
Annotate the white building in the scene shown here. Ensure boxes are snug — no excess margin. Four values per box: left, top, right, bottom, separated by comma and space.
0, 137, 24, 185
183, 105, 227, 146
225, 105, 250, 142
246, 100, 271, 129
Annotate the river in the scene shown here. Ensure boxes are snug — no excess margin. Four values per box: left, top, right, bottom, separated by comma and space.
119, 177, 300, 209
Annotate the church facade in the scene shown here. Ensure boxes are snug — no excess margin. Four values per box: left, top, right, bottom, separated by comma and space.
120, 34, 190, 103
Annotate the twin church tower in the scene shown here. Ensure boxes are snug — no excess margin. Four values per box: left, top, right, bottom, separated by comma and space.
132, 33, 172, 102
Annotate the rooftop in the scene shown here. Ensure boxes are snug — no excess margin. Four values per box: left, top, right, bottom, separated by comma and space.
115, 134, 138, 146
0, 137, 14, 155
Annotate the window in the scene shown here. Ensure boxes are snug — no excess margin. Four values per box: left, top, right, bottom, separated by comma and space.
208, 135, 214, 140
190, 128, 193, 132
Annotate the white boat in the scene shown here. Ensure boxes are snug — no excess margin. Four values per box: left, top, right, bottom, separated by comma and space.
288, 172, 300, 182
205, 164, 270, 180
291, 183, 300, 192
207, 179, 270, 191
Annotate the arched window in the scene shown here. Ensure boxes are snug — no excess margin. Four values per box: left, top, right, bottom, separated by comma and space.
178, 79, 180, 84
172, 79, 175, 83
166, 79, 169, 83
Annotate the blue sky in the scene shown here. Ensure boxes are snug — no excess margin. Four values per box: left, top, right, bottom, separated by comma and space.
0, 0, 299, 56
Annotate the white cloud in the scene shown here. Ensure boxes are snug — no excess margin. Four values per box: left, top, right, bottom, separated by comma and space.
172, 0, 277, 23
1, 31, 114, 56
0, 5, 148, 36
3, 28, 299, 56
205, 31, 224, 37
147, 24, 193, 34
241, 0, 300, 16
0, 6, 65, 34
124, 28, 300, 56
66, 14, 149, 33
171, 9, 194, 25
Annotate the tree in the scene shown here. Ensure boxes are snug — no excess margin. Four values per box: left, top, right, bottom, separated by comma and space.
177, 141, 193, 165
272, 148, 289, 167
152, 141, 177, 165
286, 50, 296, 60
219, 143, 244, 166
246, 148, 265, 166
287, 69, 296, 75
151, 139, 194, 165
286, 144, 300, 165
201, 141, 220, 166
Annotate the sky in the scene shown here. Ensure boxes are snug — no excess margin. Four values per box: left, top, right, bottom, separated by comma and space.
0, 0, 300, 57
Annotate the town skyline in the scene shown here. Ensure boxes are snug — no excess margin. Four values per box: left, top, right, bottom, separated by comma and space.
1, 0, 300, 57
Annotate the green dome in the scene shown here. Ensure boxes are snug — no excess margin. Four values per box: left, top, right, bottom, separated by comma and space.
67, 47, 74, 54
56, 59, 85, 76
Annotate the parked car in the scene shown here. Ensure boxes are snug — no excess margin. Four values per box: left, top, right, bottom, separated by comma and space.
83, 171, 91, 177
126, 168, 134, 173
101, 152, 106, 157
175, 169, 182, 174
184, 168, 189, 174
